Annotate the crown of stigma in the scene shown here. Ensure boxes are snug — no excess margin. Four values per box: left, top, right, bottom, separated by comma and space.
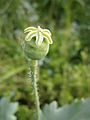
24, 26, 53, 46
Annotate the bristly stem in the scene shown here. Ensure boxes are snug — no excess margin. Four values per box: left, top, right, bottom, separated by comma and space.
28, 60, 40, 120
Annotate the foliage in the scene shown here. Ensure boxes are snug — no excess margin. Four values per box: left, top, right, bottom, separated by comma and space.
40, 98, 90, 120
17, 105, 34, 120
0, 97, 90, 120
0, 97, 18, 120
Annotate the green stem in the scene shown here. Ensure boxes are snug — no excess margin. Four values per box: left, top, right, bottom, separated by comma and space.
29, 60, 40, 120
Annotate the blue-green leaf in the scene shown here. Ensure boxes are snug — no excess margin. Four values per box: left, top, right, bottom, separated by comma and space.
40, 98, 90, 120
0, 97, 18, 120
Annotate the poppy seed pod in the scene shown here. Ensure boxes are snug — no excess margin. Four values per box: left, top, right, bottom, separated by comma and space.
23, 26, 53, 60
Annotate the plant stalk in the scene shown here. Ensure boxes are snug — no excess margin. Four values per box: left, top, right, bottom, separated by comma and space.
29, 60, 40, 120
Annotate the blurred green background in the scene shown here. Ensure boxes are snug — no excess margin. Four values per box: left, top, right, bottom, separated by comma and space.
0, 0, 90, 119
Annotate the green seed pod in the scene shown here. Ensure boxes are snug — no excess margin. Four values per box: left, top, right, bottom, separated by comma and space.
24, 39, 49, 60
23, 26, 53, 60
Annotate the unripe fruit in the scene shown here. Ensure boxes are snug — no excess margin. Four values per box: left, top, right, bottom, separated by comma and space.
24, 39, 49, 60
23, 26, 53, 60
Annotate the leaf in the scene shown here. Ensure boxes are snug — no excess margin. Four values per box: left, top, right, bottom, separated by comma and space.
0, 97, 18, 120
0, 65, 27, 82
40, 98, 90, 120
